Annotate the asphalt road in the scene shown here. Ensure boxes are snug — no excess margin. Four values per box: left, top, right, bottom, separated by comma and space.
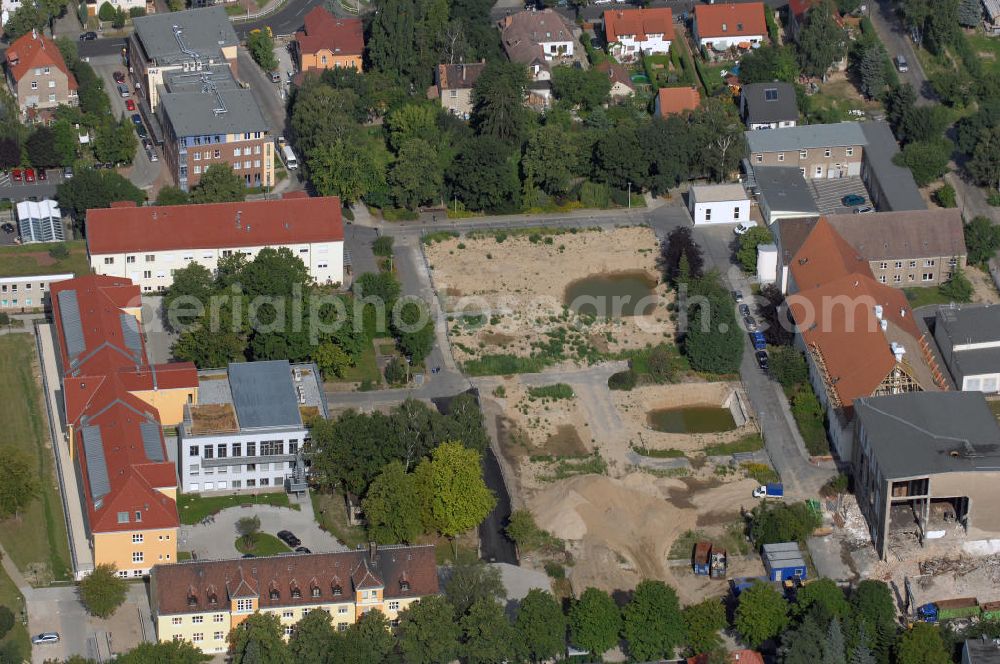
236, 0, 327, 37
237, 47, 290, 139
866, 0, 934, 105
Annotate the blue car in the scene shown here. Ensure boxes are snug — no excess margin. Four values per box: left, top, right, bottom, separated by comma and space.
131, 113, 143, 126
751, 331, 766, 351
842, 194, 865, 207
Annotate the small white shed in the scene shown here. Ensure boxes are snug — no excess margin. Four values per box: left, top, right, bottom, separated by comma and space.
757, 243, 778, 285
689, 184, 750, 225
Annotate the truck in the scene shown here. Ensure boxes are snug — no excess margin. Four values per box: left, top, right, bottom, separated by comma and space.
917, 598, 980, 623
753, 482, 784, 498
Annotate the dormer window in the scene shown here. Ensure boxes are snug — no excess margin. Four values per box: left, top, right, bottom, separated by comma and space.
737, 22, 744, 31
311, 587, 320, 598
187, 595, 197, 607
208, 592, 218, 606
291, 583, 301, 599
332, 584, 342, 596
269, 589, 279, 600
400, 580, 410, 591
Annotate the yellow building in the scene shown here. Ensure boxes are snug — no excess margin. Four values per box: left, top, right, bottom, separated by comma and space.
295, 7, 364, 73
150, 545, 439, 654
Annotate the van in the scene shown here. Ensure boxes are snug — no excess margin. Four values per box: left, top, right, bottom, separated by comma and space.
282, 145, 298, 170
895, 55, 909, 72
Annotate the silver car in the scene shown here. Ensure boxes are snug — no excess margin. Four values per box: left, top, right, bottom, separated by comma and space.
32, 632, 60, 645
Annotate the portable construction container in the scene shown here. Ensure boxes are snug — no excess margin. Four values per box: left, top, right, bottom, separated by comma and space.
918, 598, 980, 623
694, 541, 712, 576
762, 542, 807, 582
710, 547, 727, 579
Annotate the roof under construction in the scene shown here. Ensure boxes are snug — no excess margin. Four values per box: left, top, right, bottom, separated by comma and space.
854, 392, 1000, 479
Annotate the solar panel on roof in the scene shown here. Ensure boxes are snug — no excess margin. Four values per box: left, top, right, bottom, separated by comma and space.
57, 290, 86, 361
81, 425, 111, 502
120, 313, 143, 358
140, 420, 165, 462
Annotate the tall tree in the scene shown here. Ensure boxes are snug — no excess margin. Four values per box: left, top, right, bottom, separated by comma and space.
362, 461, 423, 544
56, 169, 145, 227
368, 0, 448, 88
0, 447, 39, 519
738, 45, 800, 84
825, 616, 847, 664
551, 65, 611, 110
569, 587, 621, 657
659, 226, 705, 287
448, 135, 520, 213
794, 578, 850, 619
472, 61, 531, 144
392, 299, 435, 363
853, 43, 888, 100
797, 0, 848, 79
968, 125, 1000, 191
896, 623, 950, 664
734, 581, 788, 648
414, 441, 496, 539
247, 30, 278, 71
737, 227, 774, 273
157, 186, 190, 207
622, 580, 685, 661
79, 564, 129, 618
515, 589, 567, 663
939, 266, 974, 302
460, 597, 520, 664
229, 612, 289, 664
291, 82, 361, 156
780, 608, 827, 664
397, 595, 462, 664
386, 103, 441, 152
190, 164, 246, 203
389, 138, 442, 209
593, 125, 646, 191
444, 560, 504, 619
523, 123, 575, 196
288, 609, 336, 664
114, 641, 211, 664
308, 138, 388, 204
692, 98, 744, 181
640, 116, 696, 195
338, 610, 396, 664
94, 116, 138, 166
964, 215, 1000, 265
682, 599, 727, 655
26, 126, 60, 168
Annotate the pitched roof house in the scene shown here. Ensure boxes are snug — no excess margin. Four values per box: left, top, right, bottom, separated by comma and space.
595, 61, 636, 100
295, 7, 364, 72
436, 61, 487, 118
5, 29, 78, 115
603, 8, 673, 61
498, 9, 576, 81
693, 2, 767, 50
740, 82, 798, 130
655, 86, 700, 117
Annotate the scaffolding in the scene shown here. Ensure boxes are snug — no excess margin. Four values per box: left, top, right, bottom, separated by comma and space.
808, 342, 842, 408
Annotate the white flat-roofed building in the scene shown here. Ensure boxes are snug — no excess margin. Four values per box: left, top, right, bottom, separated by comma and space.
688, 183, 750, 225
85, 195, 345, 292
0, 272, 73, 310
17, 199, 63, 243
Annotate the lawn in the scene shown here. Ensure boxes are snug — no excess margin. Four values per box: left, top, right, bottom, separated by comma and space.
310, 490, 367, 549
0, 241, 89, 278
338, 341, 381, 386
904, 286, 952, 309
235, 533, 291, 556
967, 33, 1000, 75
177, 492, 298, 525
703, 433, 764, 456
0, 564, 29, 660
0, 336, 72, 585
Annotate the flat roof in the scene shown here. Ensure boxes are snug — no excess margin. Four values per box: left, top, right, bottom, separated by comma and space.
754, 166, 819, 214
160, 86, 269, 137
228, 361, 301, 430
936, 304, 1000, 347
133, 7, 238, 65
746, 122, 867, 153
691, 183, 749, 203
855, 392, 1000, 479
859, 121, 926, 212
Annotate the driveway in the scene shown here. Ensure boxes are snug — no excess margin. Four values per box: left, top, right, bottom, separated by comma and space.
237, 48, 289, 142
179, 500, 348, 560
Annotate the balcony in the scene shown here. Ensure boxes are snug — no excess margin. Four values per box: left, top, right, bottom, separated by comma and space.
201, 454, 295, 468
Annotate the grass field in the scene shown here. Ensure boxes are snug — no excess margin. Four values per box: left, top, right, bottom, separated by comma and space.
235, 533, 291, 556
0, 564, 29, 660
0, 336, 72, 585
904, 286, 952, 309
310, 490, 367, 549
177, 492, 298, 525
338, 341, 381, 385
964, 34, 1000, 75
0, 241, 89, 278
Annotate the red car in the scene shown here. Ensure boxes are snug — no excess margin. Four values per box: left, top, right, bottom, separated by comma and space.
125, 99, 136, 111
37, 169, 47, 181
11, 168, 21, 183
113, 71, 125, 84
24, 168, 35, 183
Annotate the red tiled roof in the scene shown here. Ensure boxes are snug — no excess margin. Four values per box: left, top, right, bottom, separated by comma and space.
296, 7, 363, 58
604, 8, 673, 43
151, 545, 439, 615
788, 0, 818, 20
656, 86, 700, 116
50, 275, 195, 534
85, 196, 344, 255
6, 30, 78, 90
595, 61, 636, 91
694, 2, 767, 39
437, 61, 487, 90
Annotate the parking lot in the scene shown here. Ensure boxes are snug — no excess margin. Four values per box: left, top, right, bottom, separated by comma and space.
808, 176, 871, 215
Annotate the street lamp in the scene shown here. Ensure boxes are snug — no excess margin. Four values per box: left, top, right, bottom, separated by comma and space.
628, 181, 632, 210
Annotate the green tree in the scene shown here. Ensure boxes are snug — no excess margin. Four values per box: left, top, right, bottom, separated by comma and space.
850, 579, 897, 661
769, 346, 809, 389
94, 116, 139, 166
229, 612, 289, 664
569, 587, 621, 657
163, 263, 215, 330
682, 599, 727, 655
734, 581, 788, 648
515, 589, 567, 663
692, 99, 744, 181
0, 139, 19, 170
98, 1, 114, 20
444, 560, 504, 619
79, 564, 129, 618
939, 266, 974, 302
738, 45, 800, 84
388, 138, 442, 209
291, 81, 361, 156
780, 608, 826, 664
660, 226, 705, 286
309, 138, 387, 204
362, 461, 423, 543
640, 116, 698, 195
682, 271, 744, 374
157, 186, 190, 206
339, 610, 396, 663
392, 300, 434, 363
236, 515, 261, 548
247, 30, 278, 71
461, 597, 519, 664
0, 447, 39, 519
737, 226, 774, 273
386, 103, 441, 152
551, 65, 611, 110
356, 271, 401, 304
397, 595, 462, 664
472, 60, 531, 143
523, 124, 576, 196
893, 139, 952, 186
896, 623, 950, 664
315, 341, 352, 379
794, 577, 850, 619
414, 441, 496, 538
853, 42, 888, 99
368, 0, 447, 88
964, 216, 1000, 265
968, 125, 1000, 191
288, 608, 336, 664
4, 3, 44, 40
750, 501, 822, 547
190, 164, 246, 204
758, 283, 794, 346
448, 136, 520, 213
826, 616, 847, 664
26, 126, 60, 168
797, 0, 848, 79
0, 607, 13, 639
622, 580, 684, 661
115, 641, 212, 664
594, 125, 646, 191
56, 169, 145, 225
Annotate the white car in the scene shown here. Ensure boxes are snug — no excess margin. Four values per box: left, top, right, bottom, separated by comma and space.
32, 633, 60, 645
734, 221, 755, 235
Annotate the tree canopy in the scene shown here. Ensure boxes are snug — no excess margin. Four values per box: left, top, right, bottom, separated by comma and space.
569, 587, 621, 656
79, 564, 129, 618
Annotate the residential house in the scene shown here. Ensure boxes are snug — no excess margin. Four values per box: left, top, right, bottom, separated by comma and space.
83, 0, 144, 17
0, 273, 73, 311
86, 195, 345, 292
772, 210, 966, 292
693, 3, 767, 51
5, 30, 78, 116
933, 304, 1000, 394
603, 8, 673, 61
16, 199, 63, 243
498, 9, 576, 98
785, 218, 945, 459
436, 61, 487, 118
595, 62, 636, 100
50, 275, 200, 577
747, 165, 820, 226
654, 86, 700, 117
740, 82, 798, 130
984, 0, 1000, 34
295, 7, 364, 72
179, 360, 329, 494
151, 544, 439, 654
688, 183, 750, 225
853, 392, 1000, 559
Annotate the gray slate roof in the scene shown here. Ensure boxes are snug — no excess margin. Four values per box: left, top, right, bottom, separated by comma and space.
936, 304, 1000, 347
753, 166, 820, 214
745, 121, 867, 153
826, 209, 966, 261
228, 360, 301, 430
854, 392, 1000, 479
859, 121, 926, 212
133, 7, 238, 65
160, 87, 268, 137
741, 82, 798, 125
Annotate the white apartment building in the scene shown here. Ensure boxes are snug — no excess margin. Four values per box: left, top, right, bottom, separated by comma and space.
85, 196, 345, 292
179, 361, 328, 494
0, 273, 73, 310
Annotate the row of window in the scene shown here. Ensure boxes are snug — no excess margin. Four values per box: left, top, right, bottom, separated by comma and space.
703, 207, 743, 221
877, 273, 940, 284
192, 160, 262, 175
172, 614, 227, 625
130, 533, 170, 543
191, 441, 298, 459
131, 551, 172, 563
0, 282, 46, 293
1, 299, 33, 307
189, 632, 226, 642
877, 259, 945, 269
189, 461, 294, 474
28, 80, 57, 90
105, 249, 330, 268
753, 147, 855, 162
187, 477, 285, 491
32, 67, 52, 75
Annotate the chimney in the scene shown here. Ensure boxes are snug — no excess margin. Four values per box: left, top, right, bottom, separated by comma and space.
369, 541, 377, 561
31, 28, 37, 40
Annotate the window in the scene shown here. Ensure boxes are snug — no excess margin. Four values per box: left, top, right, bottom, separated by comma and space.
283, 611, 294, 619
30, 81, 37, 90
232, 443, 241, 457
203, 446, 213, 460
214, 632, 224, 640
192, 633, 203, 643
312, 587, 321, 598
254, 160, 261, 168
43, 66, 50, 74
269, 589, 279, 600
232, 480, 241, 488
214, 150, 221, 158
289, 442, 298, 455
135, 511, 142, 522
909, 260, 917, 268
254, 145, 261, 155
260, 440, 284, 456
878, 275, 887, 284
815, 166, 823, 176
733, 206, 741, 220
143, 271, 151, 279
846, 147, 854, 157
246, 479, 256, 488
284, 626, 294, 637
203, 151, 210, 160
132, 551, 144, 563
192, 616, 204, 624
777, 152, 784, 162
236, 599, 253, 613
132, 534, 144, 543
388, 601, 400, 610
922, 273, 934, 281
234, 148, 242, 157
118, 570, 128, 578
171, 617, 182, 625
214, 614, 225, 623
194, 165, 202, 175
222, 250, 233, 257
244, 160, 252, 169
260, 478, 270, 487
338, 606, 348, 613
799, 150, 807, 158
755, 154, 763, 163
895, 261, 903, 269
217, 444, 227, 459
104, 257, 115, 265
924, 259, 936, 267
194, 152, 201, 161
118, 512, 129, 524
126, 256, 136, 264
893, 275, 901, 283
338, 623, 348, 632
879, 262, 888, 270
824, 148, 831, 157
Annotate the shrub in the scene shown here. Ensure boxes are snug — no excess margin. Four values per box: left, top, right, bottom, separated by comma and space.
580, 181, 611, 208
769, 346, 809, 389
820, 473, 850, 497
749, 501, 822, 547
372, 235, 394, 257
0, 313, 9, 326
492, 385, 506, 398
544, 562, 565, 579
98, 1, 115, 21
384, 356, 408, 384
48, 243, 70, 260
934, 184, 957, 208
527, 383, 574, 400
742, 462, 779, 484
128, 6, 145, 16
0, 606, 13, 639
608, 369, 637, 391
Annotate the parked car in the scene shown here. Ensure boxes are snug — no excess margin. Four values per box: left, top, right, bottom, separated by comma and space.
131, 113, 143, 126
738, 303, 751, 318
12, 168, 22, 182
841, 193, 865, 207
147, 148, 158, 162
37, 169, 46, 181
117, 84, 130, 98
751, 330, 767, 351
136, 125, 148, 139
295, 546, 311, 554
895, 54, 909, 72
1, 222, 14, 233
79, 31, 97, 40
853, 206, 874, 214
32, 633, 60, 645
113, 71, 125, 84
126, 99, 136, 111
734, 221, 755, 235
743, 315, 757, 331
24, 168, 35, 183
63, 167, 73, 179
732, 290, 743, 303
270, 71, 281, 83
755, 349, 769, 371
277, 530, 301, 547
